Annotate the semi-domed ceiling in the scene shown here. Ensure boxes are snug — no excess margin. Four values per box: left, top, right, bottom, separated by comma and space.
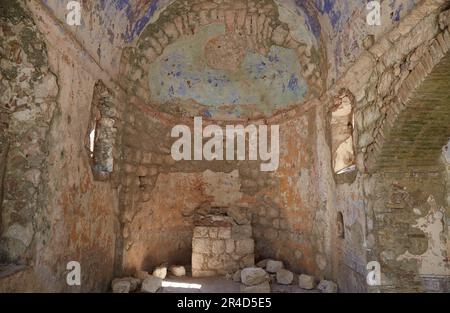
121, 0, 324, 119
147, 24, 309, 118
41, 0, 421, 119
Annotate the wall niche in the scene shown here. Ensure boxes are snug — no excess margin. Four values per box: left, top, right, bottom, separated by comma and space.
86, 81, 117, 181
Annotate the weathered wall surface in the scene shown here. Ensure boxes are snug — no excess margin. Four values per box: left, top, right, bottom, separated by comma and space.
371, 171, 449, 292
40, 0, 426, 86
0, 0, 121, 292
117, 103, 327, 276
1, 0, 449, 293
326, 1, 450, 292
331, 177, 369, 293
115, 0, 330, 277
253, 109, 327, 276
117, 88, 344, 282
0, 0, 58, 265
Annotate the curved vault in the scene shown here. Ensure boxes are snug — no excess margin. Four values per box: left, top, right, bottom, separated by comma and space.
376, 52, 450, 172
119, 0, 326, 120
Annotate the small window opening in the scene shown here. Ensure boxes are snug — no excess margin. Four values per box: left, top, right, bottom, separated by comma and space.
86, 81, 116, 181
331, 91, 356, 175
89, 126, 96, 158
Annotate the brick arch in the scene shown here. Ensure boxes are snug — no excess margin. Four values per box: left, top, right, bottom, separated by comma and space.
361, 15, 450, 291
365, 52, 450, 292
118, 0, 325, 119
366, 51, 450, 288
359, 22, 450, 173
374, 52, 450, 172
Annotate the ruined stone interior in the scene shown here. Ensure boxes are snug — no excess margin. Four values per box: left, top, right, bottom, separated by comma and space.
0, 0, 449, 293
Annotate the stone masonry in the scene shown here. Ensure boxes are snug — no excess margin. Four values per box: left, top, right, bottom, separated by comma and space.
192, 214, 255, 277
1, 0, 449, 293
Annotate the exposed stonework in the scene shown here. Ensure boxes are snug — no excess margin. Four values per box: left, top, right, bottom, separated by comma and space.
119, 0, 324, 119
87, 81, 121, 182
0, 0, 58, 264
327, 2, 450, 293
0, 0, 121, 292
1, 0, 449, 294
192, 214, 255, 277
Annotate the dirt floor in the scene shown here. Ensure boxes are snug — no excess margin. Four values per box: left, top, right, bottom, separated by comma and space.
159, 275, 319, 293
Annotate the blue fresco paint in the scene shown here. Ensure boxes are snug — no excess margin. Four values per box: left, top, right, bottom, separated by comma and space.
147, 24, 309, 118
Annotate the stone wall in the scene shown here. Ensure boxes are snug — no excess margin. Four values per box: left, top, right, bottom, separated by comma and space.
192, 215, 254, 277
325, 1, 450, 292
115, 0, 332, 278
1, 0, 449, 293
0, 0, 122, 292
371, 171, 449, 292
117, 99, 330, 278
116, 2, 450, 283
0, 0, 58, 264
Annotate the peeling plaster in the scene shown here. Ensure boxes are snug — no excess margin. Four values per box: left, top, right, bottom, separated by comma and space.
397, 200, 449, 277
148, 23, 308, 118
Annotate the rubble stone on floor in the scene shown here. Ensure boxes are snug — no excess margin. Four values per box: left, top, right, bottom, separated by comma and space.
112, 280, 131, 293
153, 265, 168, 279
266, 260, 284, 273
112, 277, 140, 292
135, 270, 150, 281
298, 274, 316, 290
141, 276, 163, 293
317, 280, 338, 293
169, 265, 186, 277
241, 267, 269, 286
276, 269, 294, 285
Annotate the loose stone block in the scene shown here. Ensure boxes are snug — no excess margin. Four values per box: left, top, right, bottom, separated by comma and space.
266, 260, 283, 273
123, 277, 140, 291
298, 274, 316, 290
152, 266, 167, 279
241, 267, 269, 286
317, 280, 338, 293
134, 270, 150, 281
276, 269, 294, 285
169, 265, 186, 277
141, 276, 162, 293
112, 280, 131, 293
